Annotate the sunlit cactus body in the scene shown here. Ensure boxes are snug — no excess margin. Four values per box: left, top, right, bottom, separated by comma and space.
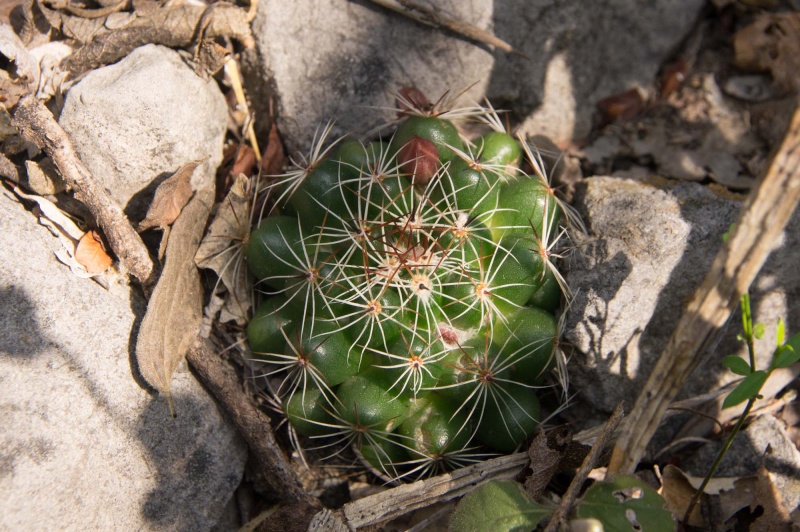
244, 93, 575, 481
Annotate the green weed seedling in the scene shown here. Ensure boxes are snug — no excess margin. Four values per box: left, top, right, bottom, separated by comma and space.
683, 292, 800, 522
244, 91, 576, 481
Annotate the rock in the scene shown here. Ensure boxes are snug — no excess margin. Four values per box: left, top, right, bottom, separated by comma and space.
59, 44, 227, 219
250, 0, 494, 154
491, 0, 704, 144
251, 0, 704, 152
678, 414, 800, 515
0, 190, 248, 530
565, 176, 800, 414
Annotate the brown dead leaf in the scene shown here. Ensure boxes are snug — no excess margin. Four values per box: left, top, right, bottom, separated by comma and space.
260, 121, 285, 176
137, 158, 205, 233
195, 173, 252, 325
596, 88, 646, 127
524, 429, 570, 500
734, 12, 800, 92
660, 465, 708, 527
75, 230, 112, 273
231, 145, 256, 181
135, 178, 214, 416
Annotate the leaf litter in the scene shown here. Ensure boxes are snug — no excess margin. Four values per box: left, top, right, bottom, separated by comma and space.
195, 173, 253, 325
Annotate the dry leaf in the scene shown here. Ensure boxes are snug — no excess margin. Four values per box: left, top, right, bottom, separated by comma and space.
0, 24, 40, 108
734, 12, 800, 92
137, 158, 205, 232
195, 173, 252, 325
524, 429, 570, 500
261, 121, 285, 176
660, 465, 708, 527
75, 230, 112, 273
135, 178, 214, 416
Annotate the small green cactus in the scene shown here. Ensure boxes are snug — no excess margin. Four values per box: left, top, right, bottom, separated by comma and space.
244, 90, 576, 480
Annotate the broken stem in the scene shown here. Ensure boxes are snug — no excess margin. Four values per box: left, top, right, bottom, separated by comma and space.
11, 95, 154, 284
544, 403, 624, 532
186, 336, 316, 507
368, 0, 519, 54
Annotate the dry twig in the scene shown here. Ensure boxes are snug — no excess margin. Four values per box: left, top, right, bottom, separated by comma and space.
308, 453, 529, 530
368, 0, 518, 54
608, 103, 800, 476
186, 335, 315, 507
544, 403, 625, 532
11, 95, 153, 283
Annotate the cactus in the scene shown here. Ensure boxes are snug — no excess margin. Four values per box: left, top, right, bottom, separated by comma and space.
244, 92, 575, 481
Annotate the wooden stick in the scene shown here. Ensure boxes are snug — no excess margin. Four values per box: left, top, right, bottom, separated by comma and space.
607, 103, 800, 476
368, 0, 518, 54
186, 336, 317, 507
544, 403, 624, 532
309, 452, 529, 530
12, 95, 154, 284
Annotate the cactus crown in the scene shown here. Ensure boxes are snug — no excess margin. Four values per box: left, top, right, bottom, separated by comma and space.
245, 91, 575, 481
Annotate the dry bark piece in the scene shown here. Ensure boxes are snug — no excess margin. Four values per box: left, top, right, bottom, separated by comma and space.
64, 2, 254, 79
12, 95, 153, 283
74, 229, 112, 273
308, 453, 530, 530
135, 179, 214, 416
367, 0, 517, 54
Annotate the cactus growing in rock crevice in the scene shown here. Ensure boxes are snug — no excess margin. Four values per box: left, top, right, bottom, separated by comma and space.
244, 90, 576, 481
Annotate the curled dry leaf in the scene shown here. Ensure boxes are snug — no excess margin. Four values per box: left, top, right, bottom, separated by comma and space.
135, 179, 214, 416
195, 173, 252, 325
75, 230, 112, 273
260, 120, 285, 176
0, 23, 40, 107
734, 12, 800, 92
524, 429, 570, 500
137, 157, 206, 232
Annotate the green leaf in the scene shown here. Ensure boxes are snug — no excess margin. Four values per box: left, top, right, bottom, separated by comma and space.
754, 323, 766, 340
450, 480, 551, 532
722, 355, 751, 376
776, 319, 785, 346
576, 476, 675, 532
772, 345, 799, 370
722, 371, 768, 409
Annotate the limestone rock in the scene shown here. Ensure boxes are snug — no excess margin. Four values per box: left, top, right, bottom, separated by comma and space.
0, 190, 248, 531
565, 177, 800, 413
251, 0, 704, 152
59, 44, 227, 219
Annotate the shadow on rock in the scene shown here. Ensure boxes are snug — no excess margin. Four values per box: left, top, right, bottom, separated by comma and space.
0, 285, 53, 358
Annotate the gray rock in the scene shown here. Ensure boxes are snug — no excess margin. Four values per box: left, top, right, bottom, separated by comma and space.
59, 44, 227, 219
0, 190, 248, 530
251, 0, 494, 154
679, 415, 800, 515
565, 177, 800, 413
251, 0, 704, 152
491, 0, 704, 143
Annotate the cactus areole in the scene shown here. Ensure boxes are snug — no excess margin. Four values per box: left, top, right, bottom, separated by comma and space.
245, 92, 574, 481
